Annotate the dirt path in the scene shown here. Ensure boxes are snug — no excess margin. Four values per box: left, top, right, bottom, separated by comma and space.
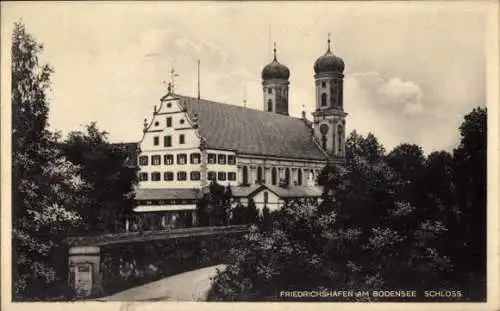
98, 264, 227, 301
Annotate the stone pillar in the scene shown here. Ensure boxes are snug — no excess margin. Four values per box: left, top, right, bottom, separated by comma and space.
68, 245, 101, 297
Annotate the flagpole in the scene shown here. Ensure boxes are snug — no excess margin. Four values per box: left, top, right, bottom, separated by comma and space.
197, 59, 200, 101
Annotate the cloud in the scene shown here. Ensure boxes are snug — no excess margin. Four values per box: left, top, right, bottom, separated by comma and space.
344, 72, 460, 154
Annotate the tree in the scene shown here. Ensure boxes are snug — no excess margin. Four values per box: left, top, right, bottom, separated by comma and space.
452, 107, 487, 298
60, 122, 138, 233
11, 22, 87, 300
209, 132, 453, 301
345, 130, 386, 163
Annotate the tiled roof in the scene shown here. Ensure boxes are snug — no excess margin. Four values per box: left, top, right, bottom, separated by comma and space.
136, 188, 202, 200
263, 185, 324, 198
180, 95, 327, 161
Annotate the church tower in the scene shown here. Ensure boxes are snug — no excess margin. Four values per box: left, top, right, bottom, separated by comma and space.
312, 36, 347, 161
261, 43, 290, 115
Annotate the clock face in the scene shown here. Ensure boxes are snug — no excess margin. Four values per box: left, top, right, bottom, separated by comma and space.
320, 124, 329, 135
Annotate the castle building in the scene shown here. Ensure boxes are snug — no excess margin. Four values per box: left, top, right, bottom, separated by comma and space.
125, 38, 347, 230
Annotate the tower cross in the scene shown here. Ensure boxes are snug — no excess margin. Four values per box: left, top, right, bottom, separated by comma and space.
327, 33, 332, 53
273, 41, 277, 61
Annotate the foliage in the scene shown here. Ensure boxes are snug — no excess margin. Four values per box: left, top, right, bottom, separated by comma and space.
197, 181, 233, 226
11, 22, 87, 300
209, 110, 487, 301
60, 122, 138, 233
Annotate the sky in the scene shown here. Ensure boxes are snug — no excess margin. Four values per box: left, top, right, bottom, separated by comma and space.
2, 2, 488, 154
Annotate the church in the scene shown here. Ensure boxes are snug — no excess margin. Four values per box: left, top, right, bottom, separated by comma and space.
122, 38, 347, 230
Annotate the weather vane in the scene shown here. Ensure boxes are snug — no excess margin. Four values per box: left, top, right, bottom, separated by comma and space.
170, 67, 179, 93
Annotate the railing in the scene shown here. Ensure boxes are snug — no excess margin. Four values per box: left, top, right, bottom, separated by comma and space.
64, 225, 250, 247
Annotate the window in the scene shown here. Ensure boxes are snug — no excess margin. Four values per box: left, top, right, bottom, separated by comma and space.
208, 153, 216, 164
271, 167, 277, 185
321, 93, 327, 107
164, 135, 172, 147
153, 136, 159, 146
285, 168, 290, 183
337, 125, 343, 154
321, 81, 326, 88
264, 191, 269, 204
208, 171, 216, 181
139, 156, 148, 166
218, 154, 226, 164
228, 155, 236, 165
297, 168, 303, 186
164, 154, 174, 165
139, 172, 148, 181
180, 119, 185, 124
268, 88, 272, 94
164, 172, 174, 181
228, 172, 236, 181
190, 153, 200, 164
242, 166, 249, 185
257, 167, 263, 183
190, 171, 201, 180
267, 99, 273, 112
177, 153, 187, 165
166, 117, 172, 127
177, 171, 187, 181
218, 172, 227, 181
154, 121, 159, 127
152, 155, 161, 165
151, 172, 161, 181
179, 134, 185, 144
167, 102, 172, 108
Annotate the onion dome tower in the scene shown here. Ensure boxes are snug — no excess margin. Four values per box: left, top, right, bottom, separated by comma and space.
262, 43, 290, 115
312, 35, 347, 161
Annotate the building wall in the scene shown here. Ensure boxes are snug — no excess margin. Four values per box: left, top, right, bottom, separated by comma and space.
138, 95, 203, 189
237, 155, 325, 187
252, 189, 281, 212
205, 149, 238, 187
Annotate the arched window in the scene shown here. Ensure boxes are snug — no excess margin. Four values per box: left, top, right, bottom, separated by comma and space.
285, 168, 290, 184
321, 93, 327, 107
263, 191, 269, 204
337, 125, 343, 154
257, 167, 263, 183
297, 168, 302, 186
267, 99, 273, 112
271, 167, 277, 185
242, 166, 249, 185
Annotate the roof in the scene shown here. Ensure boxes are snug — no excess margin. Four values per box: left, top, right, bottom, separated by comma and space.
136, 188, 202, 201
262, 185, 324, 198
180, 95, 327, 161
